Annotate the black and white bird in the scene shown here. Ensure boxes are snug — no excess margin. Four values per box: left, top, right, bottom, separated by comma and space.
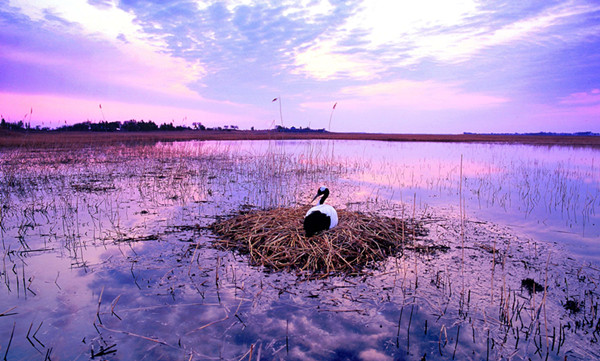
304, 186, 338, 237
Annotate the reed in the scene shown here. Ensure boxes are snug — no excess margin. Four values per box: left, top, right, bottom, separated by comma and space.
1, 139, 599, 359
210, 207, 426, 276
26, 320, 45, 352
3, 321, 15, 360
0, 306, 17, 317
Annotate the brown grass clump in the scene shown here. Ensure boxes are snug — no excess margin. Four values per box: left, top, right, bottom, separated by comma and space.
209, 207, 427, 276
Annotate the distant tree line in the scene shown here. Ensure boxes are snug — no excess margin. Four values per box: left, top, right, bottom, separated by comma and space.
275, 125, 327, 133
463, 131, 599, 136
0, 118, 221, 132
1, 117, 331, 133
58, 119, 197, 132
0, 118, 29, 131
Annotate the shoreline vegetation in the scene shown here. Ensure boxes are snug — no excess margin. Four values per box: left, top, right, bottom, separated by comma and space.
2, 128, 600, 148
1, 128, 599, 358
1, 118, 599, 147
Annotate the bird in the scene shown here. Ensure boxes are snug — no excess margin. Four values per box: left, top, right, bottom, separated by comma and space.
304, 186, 338, 237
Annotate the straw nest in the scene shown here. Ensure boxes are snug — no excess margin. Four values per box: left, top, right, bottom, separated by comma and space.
209, 207, 427, 276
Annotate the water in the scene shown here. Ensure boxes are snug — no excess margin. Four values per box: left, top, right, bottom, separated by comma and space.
330, 141, 600, 260
0, 140, 598, 360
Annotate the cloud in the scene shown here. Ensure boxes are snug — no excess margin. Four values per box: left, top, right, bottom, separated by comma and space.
0, 91, 268, 128
417, 1, 600, 64
302, 79, 509, 112
0, 2, 206, 104
2, 0, 600, 133
292, 0, 600, 80
359, 349, 393, 361
559, 89, 600, 105
105, 0, 361, 100
293, 39, 382, 80
344, 0, 480, 48
8, 0, 142, 40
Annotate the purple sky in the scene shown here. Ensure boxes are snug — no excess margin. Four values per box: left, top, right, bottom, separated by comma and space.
1, 0, 600, 133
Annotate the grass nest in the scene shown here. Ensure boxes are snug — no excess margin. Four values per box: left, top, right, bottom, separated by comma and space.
209, 207, 427, 276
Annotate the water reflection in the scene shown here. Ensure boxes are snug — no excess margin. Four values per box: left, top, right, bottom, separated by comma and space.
321, 140, 599, 260
0, 140, 598, 360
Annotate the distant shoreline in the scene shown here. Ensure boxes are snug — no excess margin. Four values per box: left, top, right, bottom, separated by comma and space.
1, 129, 600, 148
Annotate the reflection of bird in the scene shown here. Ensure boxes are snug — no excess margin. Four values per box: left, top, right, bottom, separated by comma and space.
304, 187, 338, 237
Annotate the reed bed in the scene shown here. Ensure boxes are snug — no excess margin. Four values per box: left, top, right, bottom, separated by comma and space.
210, 207, 427, 276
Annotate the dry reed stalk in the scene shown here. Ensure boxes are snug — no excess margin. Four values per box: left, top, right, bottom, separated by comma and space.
210, 207, 426, 276
4, 321, 16, 360
0, 306, 17, 317
96, 286, 104, 325
413, 194, 418, 289
185, 300, 243, 336
491, 238, 496, 302
459, 154, 465, 296
97, 324, 169, 346
111, 295, 122, 320
543, 253, 550, 356
26, 321, 42, 352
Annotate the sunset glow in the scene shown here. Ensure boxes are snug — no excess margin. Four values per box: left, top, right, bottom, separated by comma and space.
1, 0, 599, 133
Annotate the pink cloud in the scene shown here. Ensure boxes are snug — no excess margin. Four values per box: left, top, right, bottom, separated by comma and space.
301, 79, 509, 112
503, 101, 600, 132
559, 89, 600, 105
0, 92, 267, 129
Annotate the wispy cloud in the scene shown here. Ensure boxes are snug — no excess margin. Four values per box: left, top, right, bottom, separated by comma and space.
1, 0, 600, 132
0, 91, 268, 127
419, 1, 600, 63
302, 79, 508, 112
1, 1, 205, 103
293, 39, 382, 80
8, 0, 142, 40
293, 0, 600, 80
559, 89, 600, 105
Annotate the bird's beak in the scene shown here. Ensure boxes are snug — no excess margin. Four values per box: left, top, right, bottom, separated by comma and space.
311, 193, 320, 202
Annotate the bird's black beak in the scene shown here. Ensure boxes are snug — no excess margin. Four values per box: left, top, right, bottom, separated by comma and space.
311, 193, 320, 202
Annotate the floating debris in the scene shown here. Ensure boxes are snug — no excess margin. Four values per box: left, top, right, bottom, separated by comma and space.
521, 278, 544, 294
563, 298, 582, 314
209, 207, 427, 276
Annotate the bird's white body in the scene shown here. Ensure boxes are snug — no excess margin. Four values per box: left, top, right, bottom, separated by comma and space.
305, 204, 338, 229
303, 187, 338, 237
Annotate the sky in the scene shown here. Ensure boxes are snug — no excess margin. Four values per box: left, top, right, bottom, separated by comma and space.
1, 0, 600, 134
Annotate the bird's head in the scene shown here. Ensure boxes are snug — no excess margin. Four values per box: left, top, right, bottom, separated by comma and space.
311, 186, 330, 204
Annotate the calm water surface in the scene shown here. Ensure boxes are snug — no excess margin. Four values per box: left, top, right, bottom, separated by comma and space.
209, 140, 599, 259
328, 140, 599, 260
0, 140, 598, 360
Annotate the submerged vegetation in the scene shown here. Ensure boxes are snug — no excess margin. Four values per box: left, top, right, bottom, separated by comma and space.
0, 140, 598, 359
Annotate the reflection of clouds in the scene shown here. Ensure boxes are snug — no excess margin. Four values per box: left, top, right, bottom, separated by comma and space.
185, 248, 436, 359
2, 141, 599, 359
360, 349, 392, 361
330, 141, 599, 257
257, 303, 395, 360
95, 240, 409, 359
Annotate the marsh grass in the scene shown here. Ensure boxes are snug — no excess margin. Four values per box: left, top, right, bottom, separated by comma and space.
0, 140, 599, 360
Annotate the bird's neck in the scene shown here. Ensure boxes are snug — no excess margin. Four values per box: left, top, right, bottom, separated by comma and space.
319, 191, 329, 204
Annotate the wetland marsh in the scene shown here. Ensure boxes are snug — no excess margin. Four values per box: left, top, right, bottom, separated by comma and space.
1, 139, 599, 360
